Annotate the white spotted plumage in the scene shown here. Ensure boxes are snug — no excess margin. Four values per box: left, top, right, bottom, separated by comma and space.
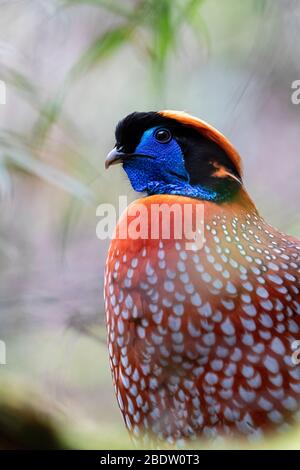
104, 195, 300, 445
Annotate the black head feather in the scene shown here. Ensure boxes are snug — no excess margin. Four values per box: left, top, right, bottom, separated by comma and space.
114, 111, 242, 194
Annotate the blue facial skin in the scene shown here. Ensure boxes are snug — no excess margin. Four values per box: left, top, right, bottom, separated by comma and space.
122, 126, 219, 201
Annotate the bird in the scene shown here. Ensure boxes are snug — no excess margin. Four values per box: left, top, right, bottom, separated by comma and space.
104, 110, 300, 446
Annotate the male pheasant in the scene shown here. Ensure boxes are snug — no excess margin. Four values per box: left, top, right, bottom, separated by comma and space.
104, 110, 300, 445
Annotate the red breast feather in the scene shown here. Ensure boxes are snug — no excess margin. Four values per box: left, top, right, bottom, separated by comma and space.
104, 111, 300, 446
105, 194, 300, 445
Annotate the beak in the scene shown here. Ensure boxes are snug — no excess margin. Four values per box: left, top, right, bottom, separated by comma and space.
105, 147, 126, 169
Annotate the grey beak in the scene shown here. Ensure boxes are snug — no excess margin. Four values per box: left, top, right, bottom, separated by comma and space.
105, 147, 126, 169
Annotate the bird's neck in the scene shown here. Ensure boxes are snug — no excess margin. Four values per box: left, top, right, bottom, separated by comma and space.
217, 186, 258, 214
145, 182, 258, 213
145, 175, 248, 204
146, 181, 219, 201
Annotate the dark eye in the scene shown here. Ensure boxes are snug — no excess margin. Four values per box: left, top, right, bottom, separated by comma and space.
154, 128, 172, 144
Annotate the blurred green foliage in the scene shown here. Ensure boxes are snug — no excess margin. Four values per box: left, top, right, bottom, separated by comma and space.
0, 373, 133, 449
30, 0, 211, 174
0, 66, 92, 201
0, 0, 211, 206
64, 0, 207, 83
0, 0, 270, 202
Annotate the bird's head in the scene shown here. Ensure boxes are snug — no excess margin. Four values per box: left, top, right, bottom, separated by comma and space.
106, 110, 244, 203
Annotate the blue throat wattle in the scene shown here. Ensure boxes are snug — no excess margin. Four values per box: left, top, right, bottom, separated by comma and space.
146, 181, 219, 201
122, 126, 223, 202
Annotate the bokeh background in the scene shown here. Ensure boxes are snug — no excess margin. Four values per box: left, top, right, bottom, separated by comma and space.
0, 0, 300, 449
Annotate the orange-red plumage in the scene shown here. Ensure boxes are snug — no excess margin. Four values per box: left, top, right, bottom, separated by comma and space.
160, 110, 243, 178
104, 111, 300, 445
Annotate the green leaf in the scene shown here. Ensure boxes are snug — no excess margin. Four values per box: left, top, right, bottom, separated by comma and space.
6, 151, 93, 203
31, 85, 68, 147
70, 25, 133, 78
32, 23, 134, 143
152, 0, 175, 66
0, 66, 42, 109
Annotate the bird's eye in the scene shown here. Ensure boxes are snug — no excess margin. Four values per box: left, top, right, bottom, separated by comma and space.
154, 128, 172, 144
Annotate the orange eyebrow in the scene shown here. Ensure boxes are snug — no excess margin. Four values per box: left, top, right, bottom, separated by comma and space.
212, 162, 242, 183
159, 110, 243, 177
